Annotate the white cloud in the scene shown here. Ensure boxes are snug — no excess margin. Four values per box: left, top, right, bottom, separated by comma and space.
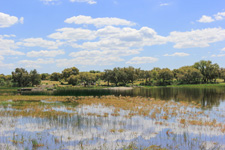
197, 15, 214, 23
40, 0, 59, 5
48, 28, 96, 41
0, 50, 25, 56
164, 52, 190, 57
19, 58, 55, 68
0, 12, 23, 28
64, 15, 135, 27
69, 0, 96, 4
0, 35, 25, 56
160, 3, 169, 6
214, 12, 225, 20
221, 47, 225, 51
19, 38, 62, 49
27, 50, 65, 57
168, 28, 225, 48
126, 57, 158, 64
0, 55, 4, 61
211, 54, 225, 57
0, 62, 14, 68
198, 11, 225, 23
56, 56, 124, 67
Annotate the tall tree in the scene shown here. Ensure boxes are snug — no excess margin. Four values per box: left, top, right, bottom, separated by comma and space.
50, 72, 61, 81
30, 69, 41, 86
193, 60, 219, 83
62, 67, 79, 81
12, 68, 30, 87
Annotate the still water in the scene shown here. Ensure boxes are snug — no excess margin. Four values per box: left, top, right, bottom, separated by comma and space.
0, 87, 225, 149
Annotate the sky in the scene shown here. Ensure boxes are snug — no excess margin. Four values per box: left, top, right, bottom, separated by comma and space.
0, 0, 225, 74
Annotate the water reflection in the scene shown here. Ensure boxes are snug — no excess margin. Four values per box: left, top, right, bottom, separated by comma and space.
0, 99, 225, 150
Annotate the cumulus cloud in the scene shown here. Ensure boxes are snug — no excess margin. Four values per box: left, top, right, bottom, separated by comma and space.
0, 62, 14, 68
197, 15, 214, 23
126, 57, 158, 64
69, 0, 96, 4
27, 50, 65, 57
168, 28, 225, 48
56, 56, 124, 67
0, 12, 23, 28
64, 15, 136, 27
164, 52, 190, 57
198, 11, 225, 23
19, 58, 55, 68
48, 28, 96, 41
0, 35, 25, 56
19, 38, 62, 49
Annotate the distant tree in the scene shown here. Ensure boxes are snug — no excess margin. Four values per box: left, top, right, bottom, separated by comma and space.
219, 68, 225, 82
50, 72, 61, 81
62, 67, 79, 81
41, 73, 50, 80
12, 68, 30, 87
103, 69, 113, 86
158, 68, 173, 85
177, 66, 202, 84
30, 69, 41, 86
124, 66, 140, 85
68, 75, 79, 86
89, 70, 100, 73
194, 60, 219, 83
140, 70, 152, 85
151, 67, 160, 81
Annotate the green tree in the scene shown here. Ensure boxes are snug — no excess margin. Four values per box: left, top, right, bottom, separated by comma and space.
177, 66, 202, 84
30, 69, 41, 86
193, 60, 219, 83
220, 68, 225, 82
124, 66, 140, 85
41, 73, 50, 80
68, 75, 80, 86
62, 67, 79, 81
50, 72, 61, 81
12, 68, 30, 87
158, 68, 173, 85
103, 69, 113, 86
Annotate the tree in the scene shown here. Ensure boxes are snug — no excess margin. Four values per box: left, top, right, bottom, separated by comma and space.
68, 75, 79, 86
158, 68, 173, 85
50, 72, 61, 81
124, 66, 140, 85
103, 69, 113, 86
176, 66, 202, 84
219, 68, 225, 82
41, 73, 50, 80
12, 68, 30, 87
30, 69, 41, 86
62, 67, 79, 81
193, 60, 220, 83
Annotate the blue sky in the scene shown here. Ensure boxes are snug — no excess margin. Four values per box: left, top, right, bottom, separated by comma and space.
0, 0, 225, 74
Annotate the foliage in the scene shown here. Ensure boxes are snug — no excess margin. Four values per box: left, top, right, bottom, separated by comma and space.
12, 68, 31, 87
30, 69, 41, 86
50, 72, 61, 81
62, 67, 79, 81
193, 60, 219, 83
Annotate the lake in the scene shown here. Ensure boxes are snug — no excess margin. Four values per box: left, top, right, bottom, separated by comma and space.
0, 87, 225, 149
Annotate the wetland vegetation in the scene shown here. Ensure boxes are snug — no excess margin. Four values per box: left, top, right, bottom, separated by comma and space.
1, 60, 225, 149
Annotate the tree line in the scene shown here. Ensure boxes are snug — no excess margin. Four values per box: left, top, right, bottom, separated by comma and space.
1, 60, 225, 87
